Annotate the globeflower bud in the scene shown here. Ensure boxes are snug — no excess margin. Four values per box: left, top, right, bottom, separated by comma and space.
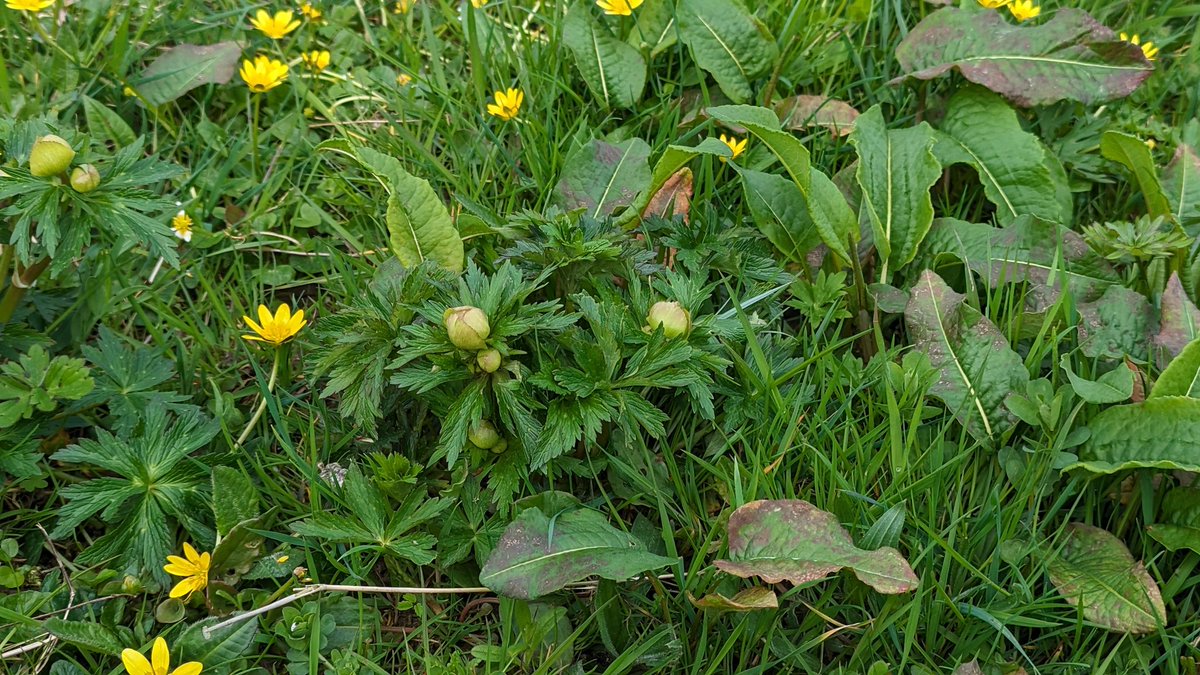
646, 301, 691, 338
468, 419, 501, 449
29, 135, 75, 177
69, 164, 101, 193
476, 348, 501, 373
443, 305, 490, 350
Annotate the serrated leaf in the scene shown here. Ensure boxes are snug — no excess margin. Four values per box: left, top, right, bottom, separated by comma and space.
690, 586, 779, 613
1150, 339, 1200, 398
43, 618, 125, 656
895, 8, 1152, 107
1046, 523, 1166, 634
1070, 396, 1200, 473
1155, 273, 1200, 360
775, 95, 859, 137
1077, 285, 1157, 361
677, 0, 778, 103
175, 617, 258, 672
211, 467, 259, 538
714, 500, 918, 594
134, 42, 242, 107
850, 105, 941, 272
81, 95, 136, 147
554, 138, 651, 219
935, 88, 1068, 224
563, 2, 646, 109
1148, 488, 1200, 554
904, 270, 1029, 443
1163, 143, 1200, 229
479, 507, 677, 600
1100, 131, 1172, 220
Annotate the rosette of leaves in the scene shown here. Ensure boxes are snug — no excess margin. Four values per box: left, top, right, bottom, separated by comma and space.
0, 121, 180, 276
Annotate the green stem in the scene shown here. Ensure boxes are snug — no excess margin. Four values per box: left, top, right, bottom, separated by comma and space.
0, 257, 50, 324
29, 14, 79, 68
250, 93, 262, 181
235, 347, 282, 447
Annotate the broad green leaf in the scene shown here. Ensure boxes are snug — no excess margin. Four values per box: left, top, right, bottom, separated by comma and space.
714, 500, 919, 594
627, 0, 677, 57
211, 466, 258, 538
850, 105, 941, 273
479, 507, 677, 600
904, 270, 1029, 443
895, 8, 1152, 107
676, 0, 778, 103
707, 105, 810, 193
563, 2, 646, 109
355, 147, 464, 274
1046, 523, 1166, 634
936, 88, 1068, 224
1070, 396, 1200, 473
1077, 285, 1156, 361
1156, 274, 1200, 361
176, 617, 258, 672
81, 95, 135, 147
1163, 143, 1200, 229
806, 167, 857, 265
690, 586, 779, 613
737, 167, 820, 264
210, 514, 267, 577
134, 42, 242, 107
918, 217, 1118, 301
1100, 131, 1172, 220
775, 95, 860, 137
1148, 488, 1200, 554
44, 618, 124, 656
1150, 339, 1200, 398
555, 138, 652, 219
1063, 359, 1133, 404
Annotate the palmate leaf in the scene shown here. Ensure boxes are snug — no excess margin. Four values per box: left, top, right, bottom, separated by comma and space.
0, 345, 93, 428
895, 7, 1152, 107
81, 326, 196, 435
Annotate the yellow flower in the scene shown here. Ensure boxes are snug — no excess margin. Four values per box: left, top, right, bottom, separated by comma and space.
121, 637, 203, 675
470, 0, 485, 6
976, 0, 1010, 7
171, 211, 193, 242
301, 50, 330, 71
486, 88, 523, 121
163, 543, 210, 599
719, 134, 747, 162
240, 55, 289, 93
249, 9, 301, 39
393, 0, 413, 13
5, 0, 54, 11
243, 303, 307, 345
298, 2, 321, 20
1007, 0, 1039, 22
1120, 33, 1158, 61
595, 0, 643, 16
396, 73, 413, 86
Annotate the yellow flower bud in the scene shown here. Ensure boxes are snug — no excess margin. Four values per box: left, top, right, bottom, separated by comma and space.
468, 419, 501, 449
646, 301, 691, 338
69, 164, 101, 193
443, 305, 490, 350
476, 348, 501, 373
29, 134, 75, 177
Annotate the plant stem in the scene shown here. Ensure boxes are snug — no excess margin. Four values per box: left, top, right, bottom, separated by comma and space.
235, 346, 282, 447
0, 257, 50, 324
250, 92, 262, 181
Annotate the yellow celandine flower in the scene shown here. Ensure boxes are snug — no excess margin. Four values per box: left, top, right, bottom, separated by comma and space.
171, 211, 193, 242
486, 88, 523, 121
6, 0, 54, 10
470, 0, 485, 6
301, 50, 330, 71
595, 0, 643, 16
393, 0, 414, 13
243, 304, 307, 345
1120, 33, 1159, 61
122, 637, 202, 675
163, 543, 211, 599
719, 134, 747, 162
396, 73, 413, 86
298, 2, 321, 20
1007, 0, 1039, 22
240, 55, 289, 93
250, 9, 301, 39
976, 0, 1010, 8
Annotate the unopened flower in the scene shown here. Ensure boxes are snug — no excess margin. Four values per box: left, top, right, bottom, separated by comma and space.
163, 543, 211, 599
240, 55, 289, 92
250, 9, 301, 39
1007, 0, 1039, 21
646, 301, 691, 338
476, 348, 501, 373
486, 88, 523, 121
301, 50, 330, 71
171, 212, 193, 242
719, 134, 747, 162
69, 164, 101, 193
443, 306, 490, 350
29, 135, 75, 177
298, 2, 321, 20
468, 420, 501, 449
596, 0, 643, 16
5, 0, 55, 11
121, 637, 202, 675
242, 303, 307, 345
1120, 33, 1158, 61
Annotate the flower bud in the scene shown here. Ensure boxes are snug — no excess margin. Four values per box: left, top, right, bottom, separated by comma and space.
646, 301, 691, 338
29, 135, 75, 177
443, 305, 490, 350
69, 164, 101, 193
468, 419, 501, 449
476, 348, 501, 373
490, 438, 508, 454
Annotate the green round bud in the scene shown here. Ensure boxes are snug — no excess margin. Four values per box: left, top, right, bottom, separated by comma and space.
443, 305, 490, 351
468, 419, 501, 449
646, 301, 691, 338
490, 438, 508, 454
476, 348, 501, 373
69, 164, 101, 193
29, 134, 75, 177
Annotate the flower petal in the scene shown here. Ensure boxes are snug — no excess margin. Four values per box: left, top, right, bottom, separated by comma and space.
182, 542, 199, 562
172, 662, 204, 675
152, 637, 170, 675
122, 648, 154, 675
275, 303, 291, 324
164, 562, 196, 576
257, 305, 273, 327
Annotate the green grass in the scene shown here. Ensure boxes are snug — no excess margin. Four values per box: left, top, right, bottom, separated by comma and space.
4, 0, 1200, 673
